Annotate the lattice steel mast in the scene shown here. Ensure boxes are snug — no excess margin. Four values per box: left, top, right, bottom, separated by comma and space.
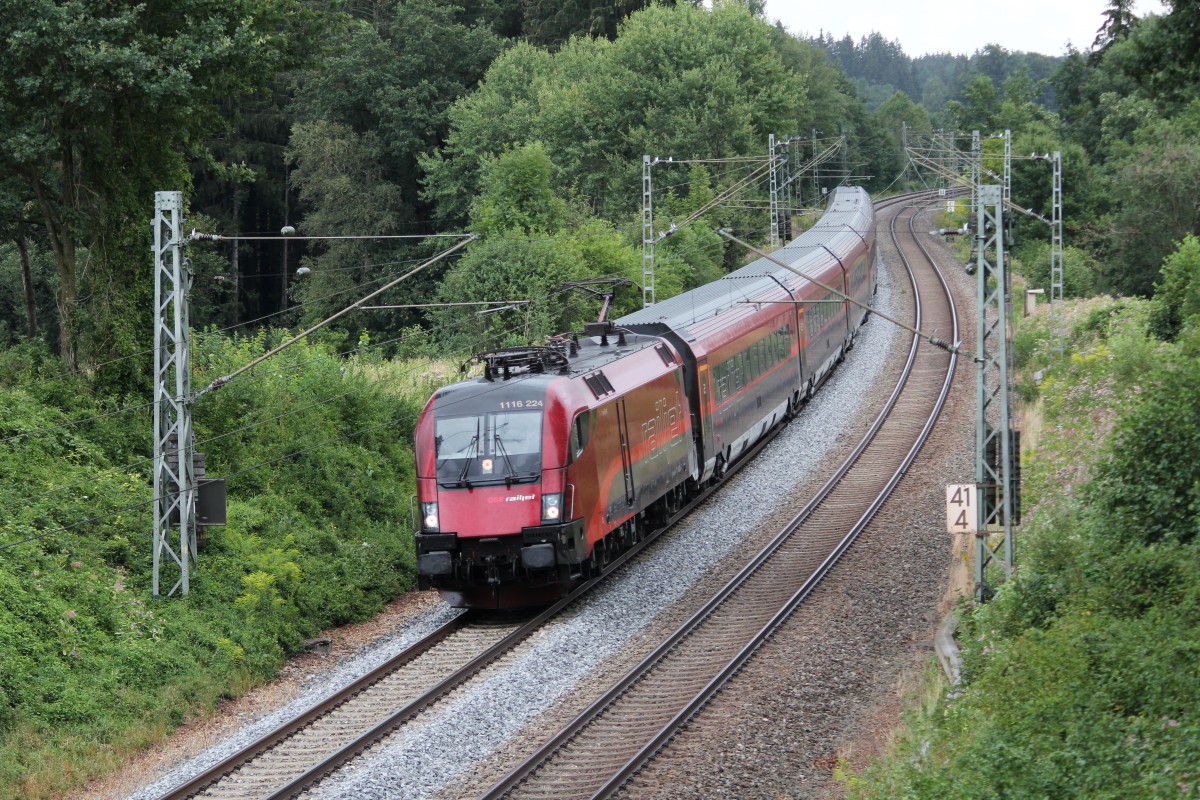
974, 184, 1016, 600
152, 191, 196, 598
768, 134, 781, 249
971, 130, 981, 221
1050, 151, 1064, 354
642, 155, 655, 307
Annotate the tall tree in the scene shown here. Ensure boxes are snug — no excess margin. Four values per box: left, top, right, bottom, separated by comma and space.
1126, 0, 1200, 108
1091, 0, 1137, 63
874, 90, 932, 170
431, 143, 640, 350
190, 90, 298, 329
0, 0, 321, 371
423, 3, 799, 226
283, 0, 507, 340
972, 44, 1012, 88
953, 74, 1001, 132
0, 179, 43, 341
1104, 104, 1200, 296
521, 0, 697, 47
769, 24, 861, 136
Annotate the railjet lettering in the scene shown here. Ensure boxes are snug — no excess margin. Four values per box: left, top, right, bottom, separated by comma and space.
487, 494, 537, 503
641, 393, 684, 460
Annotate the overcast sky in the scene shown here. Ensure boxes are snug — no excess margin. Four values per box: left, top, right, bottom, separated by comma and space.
763, 0, 1168, 57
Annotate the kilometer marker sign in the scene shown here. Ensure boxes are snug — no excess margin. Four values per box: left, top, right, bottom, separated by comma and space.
945, 483, 976, 534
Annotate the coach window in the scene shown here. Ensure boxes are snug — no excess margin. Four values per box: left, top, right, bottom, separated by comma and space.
715, 362, 729, 401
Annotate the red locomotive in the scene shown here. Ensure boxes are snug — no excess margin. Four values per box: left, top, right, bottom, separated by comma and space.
414, 187, 877, 608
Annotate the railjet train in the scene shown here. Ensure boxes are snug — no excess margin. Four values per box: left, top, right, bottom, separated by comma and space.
414, 186, 877, 608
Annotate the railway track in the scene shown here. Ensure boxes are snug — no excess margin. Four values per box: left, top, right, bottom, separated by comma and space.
474, 194, 959, 800
155, 191, 948, 800
155, 377, 790, 800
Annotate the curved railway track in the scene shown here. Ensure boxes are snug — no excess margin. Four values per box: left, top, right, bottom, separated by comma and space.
474, 195, 959, 800
155, 191, 951, 800
156, 378, 792, 800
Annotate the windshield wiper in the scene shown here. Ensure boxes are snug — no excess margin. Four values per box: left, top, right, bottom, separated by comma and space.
493, 434, 519, 488
456, 421, 481, 487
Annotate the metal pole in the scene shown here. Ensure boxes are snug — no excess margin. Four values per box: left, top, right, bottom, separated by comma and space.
768, 134, 780, 249
642, 155, 655, 307
152, 191, 195, 598
794, 137, 803, 210
783, 138, 794, 240
812, 129, 820, 200
974, 183, 1015, 601
943, 129, 950, 192
1003, 130, 1012, 211
1050, 151, 1065, 355
840, 127, 848, 178
971, 130, 981, 223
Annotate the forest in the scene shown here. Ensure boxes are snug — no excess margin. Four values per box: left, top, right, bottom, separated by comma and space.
0, 0, 1198, 797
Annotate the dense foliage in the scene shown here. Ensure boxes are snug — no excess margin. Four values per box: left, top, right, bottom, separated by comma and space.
1, 0, 899, 369
811, 34, 1059, 113
845, 291, 1200, 797
4, 0, 1199, 365
424, 3, 798, 223
0, 337, 432, 798
0, 0, 326, 377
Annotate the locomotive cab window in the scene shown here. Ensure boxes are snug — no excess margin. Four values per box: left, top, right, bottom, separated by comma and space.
434, 409, 543, 486
568, 411, 592, 462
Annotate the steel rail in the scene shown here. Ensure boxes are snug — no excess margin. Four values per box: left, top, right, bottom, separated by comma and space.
154, 612, 473, 800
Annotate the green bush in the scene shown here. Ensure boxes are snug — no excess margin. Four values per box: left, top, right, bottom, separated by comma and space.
1148, 234, 1200, 341
1015, 241, 1098, 298
846, 300, 1200, 800
1011, 322, 1040, 370
1088, 359, 1200, 548
0, 329, 436, 798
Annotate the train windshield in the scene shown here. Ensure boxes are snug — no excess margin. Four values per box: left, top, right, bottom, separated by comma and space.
434, 410, 543, 487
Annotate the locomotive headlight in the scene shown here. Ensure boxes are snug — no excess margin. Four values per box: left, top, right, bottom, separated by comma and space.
421, 502, 440, 532
541, 492, 563, 524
